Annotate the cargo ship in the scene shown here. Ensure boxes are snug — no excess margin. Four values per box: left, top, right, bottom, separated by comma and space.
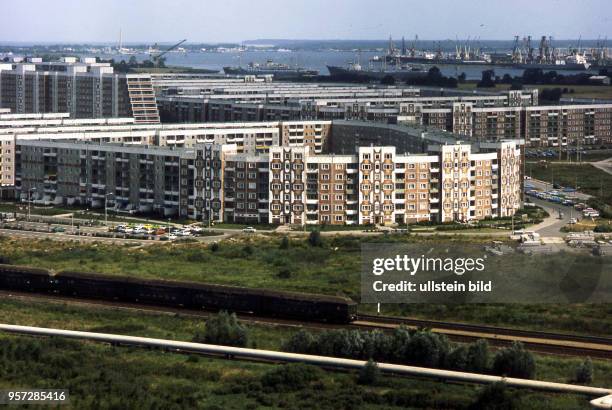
223, 60, 319, 79
327, 62, 428, 82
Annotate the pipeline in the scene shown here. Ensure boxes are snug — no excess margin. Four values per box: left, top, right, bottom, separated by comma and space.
0, 324, 610, 408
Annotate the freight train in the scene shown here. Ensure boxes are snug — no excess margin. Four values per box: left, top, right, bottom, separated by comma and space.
0, 264, 356, 324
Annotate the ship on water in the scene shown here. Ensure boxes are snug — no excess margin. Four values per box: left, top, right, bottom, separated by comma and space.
379, 35, 592, 71
327, 60, 428, 82
223, 60, 319, 79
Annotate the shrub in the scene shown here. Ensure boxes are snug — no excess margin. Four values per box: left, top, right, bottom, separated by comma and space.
279, 236, 290, 249
446, 345, 469, 370
465, 339, 490, 373
308, 230, 322, 247
194, 311, 248, 347
261, 363, 322, 391
404, 331, 451, 368
492, 342, 535, 379
358, 359, 380, 385
283, 329, 316, 354
276, 268, 292, 279
575, 357, 594, 383
470, 382, 517, 410
210, 242, 219, 252
594, 224, 612, 233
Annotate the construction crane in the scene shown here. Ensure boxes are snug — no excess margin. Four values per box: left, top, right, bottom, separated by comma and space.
151, 39, 187, 66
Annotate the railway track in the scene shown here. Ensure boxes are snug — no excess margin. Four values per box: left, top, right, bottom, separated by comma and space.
1, 290, 610, 359
357, 314, 612, 345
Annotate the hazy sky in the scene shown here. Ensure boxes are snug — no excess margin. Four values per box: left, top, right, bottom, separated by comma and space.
2, 0, 611, 43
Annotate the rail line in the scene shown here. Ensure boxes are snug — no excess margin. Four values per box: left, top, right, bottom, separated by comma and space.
1, 290, 610, 359
357, 314, 612, 346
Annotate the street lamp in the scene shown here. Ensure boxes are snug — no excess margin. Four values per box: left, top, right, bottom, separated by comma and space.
27, 187, 37, 222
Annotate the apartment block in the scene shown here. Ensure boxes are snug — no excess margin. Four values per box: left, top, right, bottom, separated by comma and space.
0, 116, 332, 186
0, 58, 159, 123
15, 121, 523, 225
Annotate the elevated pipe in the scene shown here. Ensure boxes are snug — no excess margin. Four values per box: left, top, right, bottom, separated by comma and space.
0, 324, 610, 406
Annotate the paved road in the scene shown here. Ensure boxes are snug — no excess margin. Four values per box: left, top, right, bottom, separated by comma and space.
525, 178, 591, 201
529, 197, 581, 237
592, 158, 612, 176
0, 225, 232, 245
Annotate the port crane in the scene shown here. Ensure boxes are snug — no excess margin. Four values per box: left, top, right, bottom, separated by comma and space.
151, 39, 187, 66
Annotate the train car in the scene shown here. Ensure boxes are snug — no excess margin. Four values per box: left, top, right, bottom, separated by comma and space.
0, 266, 357, 324
0, 264, 52, 293
56, 271, 356, 323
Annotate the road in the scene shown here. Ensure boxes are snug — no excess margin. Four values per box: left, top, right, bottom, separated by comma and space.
529, 197, 580, 237
592, 157, 612, 176
0, 221, 232, 245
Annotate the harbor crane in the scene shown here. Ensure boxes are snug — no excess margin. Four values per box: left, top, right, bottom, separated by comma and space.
151, 39, 187, 66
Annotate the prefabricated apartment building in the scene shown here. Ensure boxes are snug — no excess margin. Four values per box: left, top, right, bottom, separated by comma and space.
4, 114, 522, 225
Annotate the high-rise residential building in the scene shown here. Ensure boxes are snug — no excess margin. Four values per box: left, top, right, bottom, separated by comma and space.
15, 138, 521, 226
0, 115, 332, 186
0, 58, 159, 123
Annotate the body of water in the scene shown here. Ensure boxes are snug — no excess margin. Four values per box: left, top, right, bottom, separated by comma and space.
92, 50, 592, 80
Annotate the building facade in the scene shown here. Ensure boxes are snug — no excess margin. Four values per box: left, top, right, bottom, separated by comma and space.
0, 58, 159, 123
16, 139, 522, 225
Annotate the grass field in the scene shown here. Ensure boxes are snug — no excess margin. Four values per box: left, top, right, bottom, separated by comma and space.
526, 162, 612, 207
0, 297, 609, 409
1, 234, 610, 337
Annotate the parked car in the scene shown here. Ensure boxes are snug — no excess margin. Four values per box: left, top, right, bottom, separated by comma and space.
51, 226, 66, 233
243, 227, 257, 233
568, 218, 578, 224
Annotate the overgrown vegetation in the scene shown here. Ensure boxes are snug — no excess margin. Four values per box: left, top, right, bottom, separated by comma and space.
194, 311, 249, 347
0, 333, 598, 409
283, 328, 536, 378
1, 234, 611, 336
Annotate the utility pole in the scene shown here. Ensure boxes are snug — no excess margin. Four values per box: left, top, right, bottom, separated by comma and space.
105, 194, 108, 227
27, 188, 36, 222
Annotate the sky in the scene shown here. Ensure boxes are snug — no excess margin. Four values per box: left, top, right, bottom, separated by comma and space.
1, 0, 611, 43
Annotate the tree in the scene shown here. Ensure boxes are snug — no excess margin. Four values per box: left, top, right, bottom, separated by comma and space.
492, 342, 535, 378
446, 345, 469, 370
457, 72, 467, 83
210, 242, 219, 252
308, 230, 322, 247
381, 75, 395, 85
358, 359, 380, 385
128, 56, 138, 66
465, 339, 490, 373
194, 311, 248, 347
283, 329, 316, 354
510, 81, 523, 90
405, 331, 451, 368
540, 88, 563, 103
575, 357, 593, 383
477, 70, 496, 88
